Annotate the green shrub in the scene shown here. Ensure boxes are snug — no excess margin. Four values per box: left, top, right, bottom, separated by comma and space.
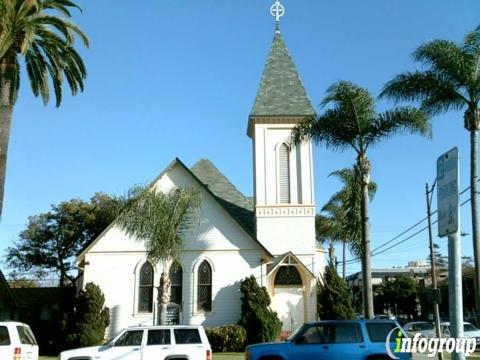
205, 325, 246, 352
317, 262, 355, 320
238, 275, 282, 345
65, 282, 110, 347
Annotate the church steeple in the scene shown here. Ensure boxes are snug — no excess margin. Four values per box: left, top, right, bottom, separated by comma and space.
248, 33, 315, 137
249, 25, 316, 256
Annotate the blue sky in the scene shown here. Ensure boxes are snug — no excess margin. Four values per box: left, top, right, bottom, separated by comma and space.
1, 0, 479, 276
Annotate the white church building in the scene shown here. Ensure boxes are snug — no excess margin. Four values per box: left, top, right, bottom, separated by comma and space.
76, 24, 326, 338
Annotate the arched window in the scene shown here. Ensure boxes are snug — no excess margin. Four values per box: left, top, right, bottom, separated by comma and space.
274, 266, 302, 286
169, 262, 183, 306
197, 261, 212, 312
278, 143, 291, 203
138, 262, 154, 312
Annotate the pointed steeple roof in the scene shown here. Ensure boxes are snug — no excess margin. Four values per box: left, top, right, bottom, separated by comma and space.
250, 32, 315, 119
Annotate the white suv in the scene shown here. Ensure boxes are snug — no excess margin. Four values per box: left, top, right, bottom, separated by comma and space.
0, 322, 39, 360
60, 325, 212, 360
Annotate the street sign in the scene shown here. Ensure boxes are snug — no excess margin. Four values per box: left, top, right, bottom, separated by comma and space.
437, 147, 459, 237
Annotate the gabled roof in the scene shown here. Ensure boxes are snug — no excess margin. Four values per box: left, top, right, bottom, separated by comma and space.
249, 32, 315, 119
267, 251, 315, 278
180, 158, 272, 256
190, 159, 255, 237
77, 158, 272, 260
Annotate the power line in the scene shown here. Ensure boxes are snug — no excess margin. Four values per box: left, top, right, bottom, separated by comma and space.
341, 184, 474, 267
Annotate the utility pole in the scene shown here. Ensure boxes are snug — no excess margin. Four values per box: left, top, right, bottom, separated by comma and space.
426, 181, 444, 360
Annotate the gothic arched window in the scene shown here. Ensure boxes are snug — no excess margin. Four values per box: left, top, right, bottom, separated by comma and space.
278, 143, 291, 203
138, 262, 154, 312
197, 261, 212, 312
169, 262, 183, 306
274, 266, 302, 286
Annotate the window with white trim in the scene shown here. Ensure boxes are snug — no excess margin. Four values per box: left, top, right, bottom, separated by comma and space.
169, 262, 183, 306
138, 262, 154, 312
197, 261, 212, 312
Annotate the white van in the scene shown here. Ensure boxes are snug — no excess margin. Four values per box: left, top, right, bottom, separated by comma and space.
0, 322, 39, 360
60, 325, 211, 360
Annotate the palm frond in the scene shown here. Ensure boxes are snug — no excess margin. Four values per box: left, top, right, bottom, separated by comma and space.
365, 106, 431, 148
413, 39, 472, 87
116, 186, 201, 265
380, 71, 467, 115
320, 167, 377, 259
0, 0, 88, 106
464, 26, 480, 93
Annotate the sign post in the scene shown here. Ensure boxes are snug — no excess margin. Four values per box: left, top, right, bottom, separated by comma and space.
437, 147, 464, 360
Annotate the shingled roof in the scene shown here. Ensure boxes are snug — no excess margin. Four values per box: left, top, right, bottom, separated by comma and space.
250, 32, 315, 118
190, 159, 255, 238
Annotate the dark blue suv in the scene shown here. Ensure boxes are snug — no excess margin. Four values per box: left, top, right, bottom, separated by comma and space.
245, 320, 411, 360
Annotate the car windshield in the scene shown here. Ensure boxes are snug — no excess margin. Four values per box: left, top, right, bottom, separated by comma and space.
286, 325, 307, 342
464, 324, 479, 332
412, 323, 434, 331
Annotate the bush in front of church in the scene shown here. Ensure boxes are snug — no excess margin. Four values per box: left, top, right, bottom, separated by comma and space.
238, 275, 282, 345
205, 325, 246, 352
65, 282, 110, 347
317, 262, 355, 320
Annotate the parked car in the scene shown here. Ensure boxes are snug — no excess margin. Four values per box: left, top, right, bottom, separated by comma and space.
373, 314, 395, 321
402, 321, 434, 338
0, 321, 39, 360
439, 322, 480, 347
59, 325, 211, 360
245, 320, 410, 360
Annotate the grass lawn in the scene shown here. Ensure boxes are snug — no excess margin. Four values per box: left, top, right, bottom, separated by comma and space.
213, 353, 244, 360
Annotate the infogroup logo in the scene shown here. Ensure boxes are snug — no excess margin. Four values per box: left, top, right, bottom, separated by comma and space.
385, 328, 477, 359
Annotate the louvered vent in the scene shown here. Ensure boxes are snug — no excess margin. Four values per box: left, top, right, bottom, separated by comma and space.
279, 144, 291, 203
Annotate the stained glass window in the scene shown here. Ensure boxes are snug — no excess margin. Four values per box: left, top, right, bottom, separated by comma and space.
197, 261, 212, 312
138, 262, 153, 312
169, 262, 183, 306
274, 266, 302, 286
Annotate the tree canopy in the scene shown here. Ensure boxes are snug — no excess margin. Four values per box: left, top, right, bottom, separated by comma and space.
4, 193, 123, 286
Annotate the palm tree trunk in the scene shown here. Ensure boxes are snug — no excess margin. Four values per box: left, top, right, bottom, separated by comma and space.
357, 155, 374, 319
470, 127, 480, 314
329, 242, 336, 265
0, 58, 14, 218
158, 272, 171, 325
342, 240, 346, 280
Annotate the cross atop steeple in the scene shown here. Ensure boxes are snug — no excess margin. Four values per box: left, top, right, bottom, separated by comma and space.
270, 0, 285, 32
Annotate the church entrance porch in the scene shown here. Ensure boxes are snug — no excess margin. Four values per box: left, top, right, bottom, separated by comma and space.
267, 252, 315, 334
272, 285, 304, 333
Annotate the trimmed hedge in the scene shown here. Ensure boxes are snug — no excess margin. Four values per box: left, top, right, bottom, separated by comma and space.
238, 276, 282, 345
205, 325, 246, 352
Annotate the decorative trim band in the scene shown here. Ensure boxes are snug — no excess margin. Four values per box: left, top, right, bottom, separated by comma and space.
255, 205, 315, 217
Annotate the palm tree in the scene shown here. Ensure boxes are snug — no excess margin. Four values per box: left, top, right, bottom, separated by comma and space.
316, 211, 344, 269
316, 168, 377, 279
293, 81, 430, 318
0, 0, 88, 216
380, 25, 480, 313
116, 186, 201, 325
330, 168, 377, 279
